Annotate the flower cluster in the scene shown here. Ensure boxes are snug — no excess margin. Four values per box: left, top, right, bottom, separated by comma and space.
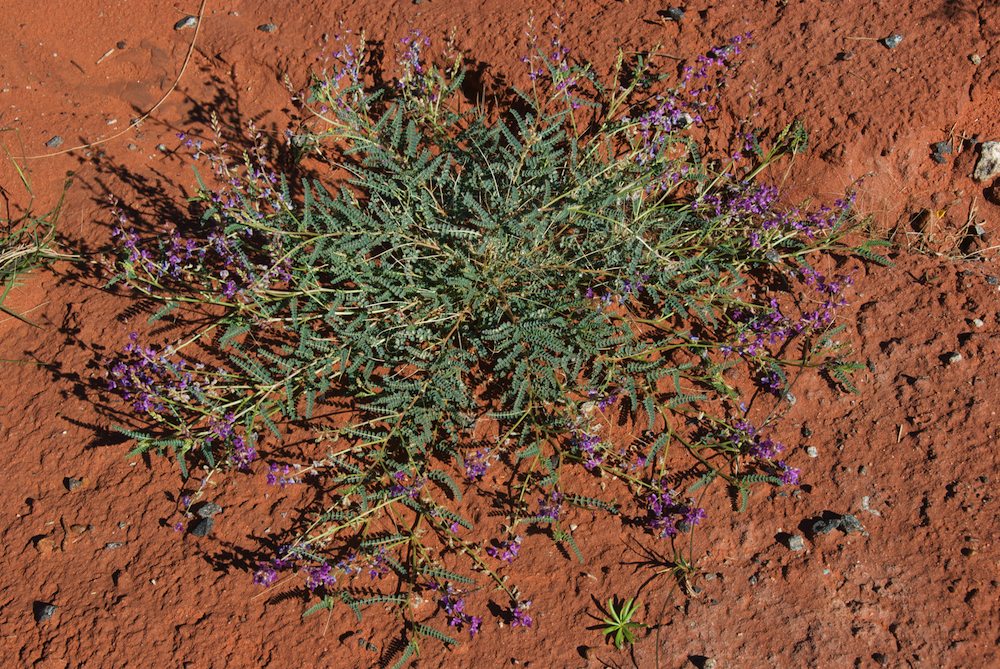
463, 447, 491, 482
105, 333, 199, 415
644, 487, 705, 538
266, 462, 303, 487
508, 600, 533, 629
486, 535, 523, 563
433, 583, 482, 638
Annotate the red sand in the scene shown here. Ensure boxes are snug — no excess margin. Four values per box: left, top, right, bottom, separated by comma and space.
0, 1, 997, 667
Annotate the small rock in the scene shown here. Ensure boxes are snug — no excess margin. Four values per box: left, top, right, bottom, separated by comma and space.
116, 40, 127, 50
969, 54, 981, 65
195, 501, 223, 518
45, 135, 63, 148
784, 391, 796, 405
70, 524, 90, 535
64, 476, 87, 491
802, 426, 812, 437
811, 518, 840, 535
257, 23, 278, 33
662, 7, 685, 21
174, 16, 198, 31
859, 465, 869, 475
987, 276, 999, 286
33, 601, 56, 623
806, 446, 819, 458
947, 352, 963, 365
931, 153, 948, 164
189, 517, 214, 537
880, 33, 903, 49
104, 542, 125, 550
156, 144, 168, 152
932, 141, 952, 155
34, 536, 56, 554
972, 318, 984, 328
839, 514, 865, 534
872, 652, 888, 666
835, 51, 854, 61
703, 659, 718, 669
787, 534, 806, 551
127, 143, 138, 151
973, 141, 1000, 181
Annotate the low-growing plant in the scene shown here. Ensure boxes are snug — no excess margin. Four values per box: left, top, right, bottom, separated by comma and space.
0, 151, 73, 326
599, 596, 645, 649
104, 25, 886, 664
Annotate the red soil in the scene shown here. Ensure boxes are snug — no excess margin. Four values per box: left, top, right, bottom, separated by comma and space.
1, 1, 997, 667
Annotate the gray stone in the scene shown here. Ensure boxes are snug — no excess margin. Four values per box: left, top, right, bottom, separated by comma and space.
970, 54, 982, 65
663, 7, 685, 21
257, 23, 278, 33
104, 542, 125, 550
806, 446, 819, 458
840, 514, 865, 534
947, 352, 963, 365
45, 136, 63, 149
174, 16, 198, 31
64, 476, 84, 491
811, 518, 840, 535
33, 601, 56, 623
787, 534, 806, 551
189, 517, 214, 537
195, 501, 223, 518
880, 34, 903, 49
973, 141, 1000, 181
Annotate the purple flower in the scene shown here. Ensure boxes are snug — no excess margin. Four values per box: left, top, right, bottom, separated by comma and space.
777, 461, 800, 486
463, 448, 491, 481
486, 536, 522, 563
509, 600, 533, 628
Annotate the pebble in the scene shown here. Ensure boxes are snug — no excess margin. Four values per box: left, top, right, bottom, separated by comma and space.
104, 542, 125, 550
787, 534, 806, 551
127, 143, 138, 151
947, 352, 963, 365
973, 141, 1000, 181
880, 34, 903, 49
64, 476, 86, 491
189, 517, 214, 537
174, 16, 198, 31
156, 144, 168, 152
703, 659, 718, 669
116, 40, 127, 50
972, 318, 984, 328
195, 501, 223, 518
987, 276, 999, 286
811, 518, 840, 535
806, 446, 819, 458
257, 23, 278, 33
663, 7, 685, 21
931, 153, 948, 164
836, 51, 855, 61
45, 135, 63, 148
969, 54, 981, 65
33, 602, 56, 623
34, 536, 56, 554
839, 514, 865, 534
932, 141, 952, 155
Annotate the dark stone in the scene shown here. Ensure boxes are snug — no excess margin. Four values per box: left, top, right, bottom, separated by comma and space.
45, 136, 63, 149
810, 518, 840, 535
932, 141, 952, 155
64, 476, 84, 491
173, 16, 198, 31
931, 153, 948, 164
660, 7, 685, 21
33, 601, 56, 623
839, 514, 865, 534
189, 517, 214, 537
195, 501, 223, 518
257, 23, 278, 33
116, 40, 127, 50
